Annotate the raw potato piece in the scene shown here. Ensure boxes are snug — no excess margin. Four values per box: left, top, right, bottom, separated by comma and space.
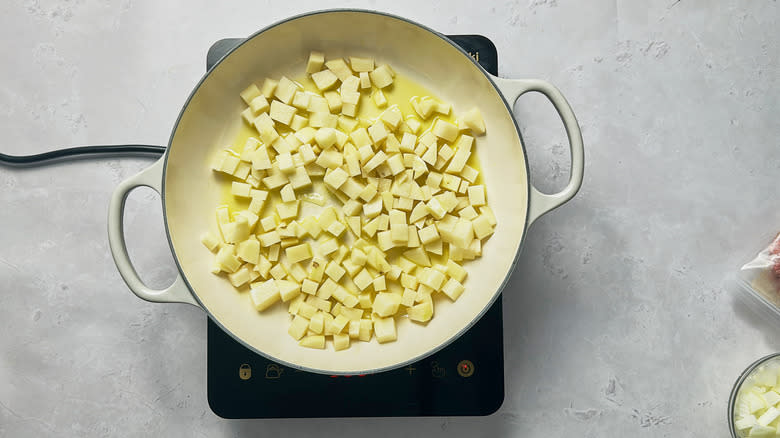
461, 107, 486, 135
209, 53, 495, 351
306, 51, 325, 74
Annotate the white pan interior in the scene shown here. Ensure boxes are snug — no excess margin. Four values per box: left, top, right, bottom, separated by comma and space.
163, 10, 529, 374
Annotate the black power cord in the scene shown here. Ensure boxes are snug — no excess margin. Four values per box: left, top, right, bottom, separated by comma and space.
0, 145, 166, 167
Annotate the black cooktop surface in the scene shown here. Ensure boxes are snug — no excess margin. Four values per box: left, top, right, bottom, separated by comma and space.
206, 34, 504, 418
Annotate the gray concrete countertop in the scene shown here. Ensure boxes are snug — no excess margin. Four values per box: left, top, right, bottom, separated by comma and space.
1, 1, 777, 436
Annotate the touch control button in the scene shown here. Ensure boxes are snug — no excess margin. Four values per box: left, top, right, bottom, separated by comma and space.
457, 360, 475, 377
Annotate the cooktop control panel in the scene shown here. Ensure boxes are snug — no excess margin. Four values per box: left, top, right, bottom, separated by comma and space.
206, 35, 504, 418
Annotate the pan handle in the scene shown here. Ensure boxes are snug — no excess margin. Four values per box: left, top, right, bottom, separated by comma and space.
107, 157, 200, 306
490, 76, 584, 225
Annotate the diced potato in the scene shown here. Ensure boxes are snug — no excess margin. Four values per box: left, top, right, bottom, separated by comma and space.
333, 333, 350, 351
462, 107, 486, 135
373, 316, 397, 343
250, 280, 280, 311
299, 335, 326, 349
260, 78, 278, 98
276, 201, 299, 220
274, 76, 300, 105
408, 300, 433, 323
358, 319, 373, 342
467, 184, 487, 206
348, 320, 361, 338
277, 279, 301, 302
446, 135, 473, 174
441, 278, 465, 301
472, 214, 495, 239
323, 91, 342, 113
201, 232, 220, 252
323, 167, 349, 189
240, 83, 262, 105
286, 243, 312, 264
369, 65, 394, 89
288, 314, 309, 340
306, 51, 325, 74
325, 58, 353, 81
311, 69, 339, 90
359, 71, 371, 89
373, 89, 388, 108
325, 260, 346, 281
269, 100, 297, 126
350, 56, 374, 72
301, 278, 319, 295
236, 239, 260, 264
308, 311, 325, 334
267, 244, 280, 262
373, 293, 401, 317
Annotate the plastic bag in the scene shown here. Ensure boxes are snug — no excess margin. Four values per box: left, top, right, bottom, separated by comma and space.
739, 233, 780, 314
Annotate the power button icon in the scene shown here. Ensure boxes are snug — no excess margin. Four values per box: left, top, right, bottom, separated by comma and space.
457, 360, 475, 377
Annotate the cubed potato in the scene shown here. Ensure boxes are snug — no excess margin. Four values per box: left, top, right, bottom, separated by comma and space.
446, 135, 474, 174
306, 51, 325, 73
333, 333, 350, 351
432, 119, 459, 142
462, 107, 486, 135
318, 237, 339, 256
269, 100, 297, 126
325, 58, 353, 81
467, 184, 486, 206
373, 316, 397, 343
403, 247, 431, 267
301, 278, 319, 295
240, 83, 262, 105
277, 279, 301, 302
373, 89, 388, 108
250, 280, 280, 311
400, 272, 418, 289
288, 314, 309, 340
353, 268, 374, 291
323, 167, 349, 189
380, 107, 403, 129
236, 239, 260, 264
325, 260, 346, 281
241, 107, 255, 125
228, 266, 252, 287
358, 319, 373, 342
472, 214, 494, 239
369, 65, 394, 89
201, 232, 220, 252
291, 91, 310, 110
267, 244, 281, 262
276, 201, 299, 220
249, 94, 270, 114
308, 311, 325, 334
299, 335, 326, 349
407, 301, 433, 322
359, 71, 371, 89
286, 243, 312, 264
274, 76, 300, 105
348, 320, 361, 338
373, 293, 401, 317
350, 56, 375, 72
311, 69, 339, 90
290, 114, 309, 131
298, 301, 318, 319
323, 91, 342, 113
260, 78, 278, 98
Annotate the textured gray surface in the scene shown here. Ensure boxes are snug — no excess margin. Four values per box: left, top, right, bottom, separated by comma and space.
1, 1, 778, 436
